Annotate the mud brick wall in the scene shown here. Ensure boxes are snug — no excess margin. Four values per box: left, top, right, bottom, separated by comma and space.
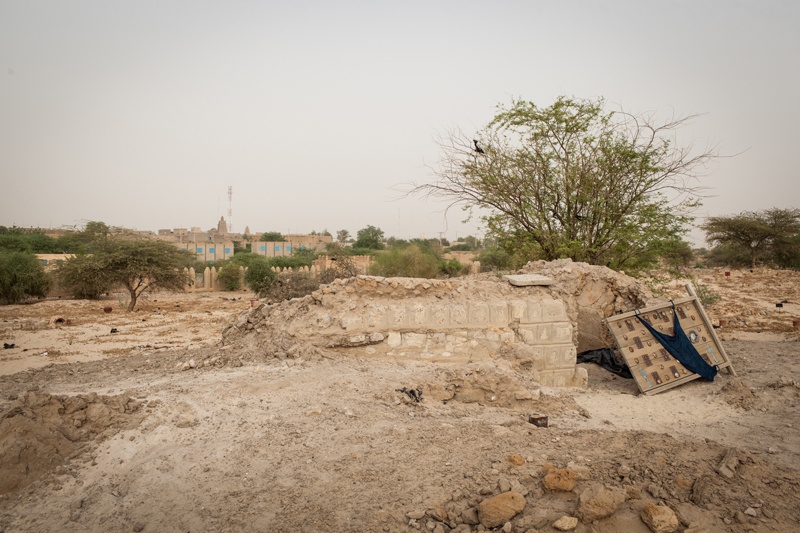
228, 276, 585, 388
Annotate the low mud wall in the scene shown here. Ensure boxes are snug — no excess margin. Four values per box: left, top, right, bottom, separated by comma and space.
223, 276, 586, 387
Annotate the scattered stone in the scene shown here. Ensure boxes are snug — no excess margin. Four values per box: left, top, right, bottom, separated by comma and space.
406, 509, 426, 520
691, 476, 713, 506
566, 461, 591, 480
461, 507, 480, 525
508, 454, 525, 466
641, 503, 679, 533
715, 448, 738, 479
576, 484, 626, 522
543, 468, 578, 492
553, 515, 579, 531
133, 522, 146, 532
477, 491, 526, 528
743, 507, 758, 517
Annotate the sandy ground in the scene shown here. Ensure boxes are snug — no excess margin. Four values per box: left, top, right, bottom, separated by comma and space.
0, 269, 799, 533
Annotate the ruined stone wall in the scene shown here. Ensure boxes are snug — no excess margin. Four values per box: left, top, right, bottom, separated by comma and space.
520, 259, 657, 353
222, 275, 586, 388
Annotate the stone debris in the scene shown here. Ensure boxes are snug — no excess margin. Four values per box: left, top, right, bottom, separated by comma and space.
715, 448, 739, 479
542, 467, 578, 492
553, 515, 579, 530
576, 484, 626, 522
641, 502, 680, 533
477, 491, 526, 528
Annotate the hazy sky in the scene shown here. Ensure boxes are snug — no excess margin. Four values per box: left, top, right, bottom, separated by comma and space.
1, 1, 798, 244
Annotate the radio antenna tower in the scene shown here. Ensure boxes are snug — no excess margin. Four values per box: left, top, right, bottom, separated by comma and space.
227, 186, 233, 233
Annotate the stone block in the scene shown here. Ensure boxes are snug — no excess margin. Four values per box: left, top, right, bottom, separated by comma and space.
525, 301, 542, 323
571, 366, 589, 388
429, 304, 451, 327
503, 274, 556, 286
539, 368, 575, 387
508, 300, 527, 321
409, 303, 427, 326
541, 299, 568, 322
544, 345, 576, 368
499, 331, 516, 343
451, 304, 468, 326
386, 306, 407, 328
402, 332, 427, 348
489, 303, 509, 326
518, 327, 536, 344
469, 303, 490, 327
386, 331, 402, 348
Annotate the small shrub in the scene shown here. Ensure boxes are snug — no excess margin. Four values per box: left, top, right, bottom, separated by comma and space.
694, 282, 721, 307
0, 252, 51, 304
262, 270, 320, 302
217, 265, 243, 291
477, 247, 514, 272
244, 260, 277, 295
439, 258, 465, 277
369, 244, 440, 278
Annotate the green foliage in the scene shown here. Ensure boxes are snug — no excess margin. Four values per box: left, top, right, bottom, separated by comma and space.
0, 232, 60, 254
656, 238, 695, 273
57, 239, 192, 311
56, 254, 112, 299
694, 281, 721, 308
336, 229, 350, 244
244, 259, 277, 295
354, 225, 385, 250
260, 231, 285, 242
369, 244, 441, 278
227, 252, 266, 268
268, 255, 312, 270
702, 208, 800, 269
291, 247, 318, 264
413, 96, 713, 270
439, 258, 466, 277
346, 247, 379, 257
476, 246, 515, 272
0, 252, 51, 304
217, 265, 243, 291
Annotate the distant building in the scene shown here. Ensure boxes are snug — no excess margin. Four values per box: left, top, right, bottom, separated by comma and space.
157, 218, 333, 263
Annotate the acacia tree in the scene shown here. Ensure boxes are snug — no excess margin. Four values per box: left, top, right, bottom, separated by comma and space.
103, 239, 192, 311
354, 225, 385, 250
58, 239, 192, 310
702, 208, 800, 268
410, 96, 716, 270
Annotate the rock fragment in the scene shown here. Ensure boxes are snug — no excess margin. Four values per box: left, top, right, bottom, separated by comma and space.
543, 468, 578, 492
477, 491, 526, 528
553, 515, 579, 530
576, 484, 626, 522
641, 502, 679, 533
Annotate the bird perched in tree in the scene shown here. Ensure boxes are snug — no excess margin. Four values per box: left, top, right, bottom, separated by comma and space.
473, 139, 485, 154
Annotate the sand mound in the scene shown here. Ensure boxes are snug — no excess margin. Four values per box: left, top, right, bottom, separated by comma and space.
0, 391, 144, 494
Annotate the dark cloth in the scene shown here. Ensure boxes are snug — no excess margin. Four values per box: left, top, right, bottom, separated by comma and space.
635, 303, 718, 381
577, 348, 633, 379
